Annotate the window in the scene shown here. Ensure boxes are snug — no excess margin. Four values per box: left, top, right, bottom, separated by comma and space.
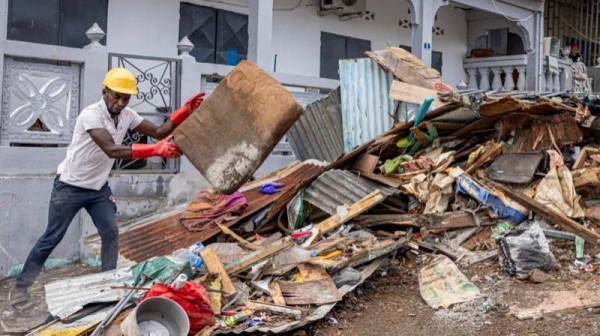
320, 32, 372, 80
7, 0, 108, 48
399, 45, 443, 74
179, 3, 249, 65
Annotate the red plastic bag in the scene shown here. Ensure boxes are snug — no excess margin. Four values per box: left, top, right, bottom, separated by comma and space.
143, 281, 214, 334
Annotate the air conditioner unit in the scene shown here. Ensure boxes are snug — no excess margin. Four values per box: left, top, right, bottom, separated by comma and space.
319, 0, 366, 19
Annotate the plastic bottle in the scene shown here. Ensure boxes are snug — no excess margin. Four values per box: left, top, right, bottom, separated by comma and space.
171, 273, 188, 290
224, 310, 253, 326
172, 248, 204, 268
189, 241, 205, 255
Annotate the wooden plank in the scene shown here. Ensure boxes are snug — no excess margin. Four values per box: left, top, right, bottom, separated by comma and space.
461, 228, 492, 251
268, 281, 286, 306
510, 290, 600, 320
389, 80, 447, 109
463, 142, 503, 174
200, 247, 237, 297
483, 177, 600, 245
216, 222, 263, 251
277, 279, 342, 305
297, 263, 330, 281
366, 47, 450, 89
449, 227, 480, 246
224, 238, 294, 275
410, 126, 432, 146
316, 190, 385, 236
353, 153, 379, 175
246, 301, 302, 319
573, 146, 600, 170
478, 96, 521, 117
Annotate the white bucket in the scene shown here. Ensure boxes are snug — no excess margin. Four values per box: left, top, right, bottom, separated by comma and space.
121, 297, 190, 336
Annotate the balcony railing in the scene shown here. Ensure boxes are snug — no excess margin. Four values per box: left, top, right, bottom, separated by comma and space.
463, 55, 573, 92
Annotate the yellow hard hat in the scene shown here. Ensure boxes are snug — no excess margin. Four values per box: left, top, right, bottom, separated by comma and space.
102, 68, 139, 95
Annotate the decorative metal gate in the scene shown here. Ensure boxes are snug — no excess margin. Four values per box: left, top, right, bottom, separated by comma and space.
108, 53, 181, 173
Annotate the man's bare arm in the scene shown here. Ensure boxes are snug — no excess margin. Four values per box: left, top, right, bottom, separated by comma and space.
88, 128, 132, 159
133, 119, 175, 140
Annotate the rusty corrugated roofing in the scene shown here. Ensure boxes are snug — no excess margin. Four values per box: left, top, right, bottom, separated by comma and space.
303, 169, 400, 215
84, 162, 326, 263
288, 89, 344, 163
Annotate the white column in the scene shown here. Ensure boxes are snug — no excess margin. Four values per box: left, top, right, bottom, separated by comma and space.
466, 69, 479, 89
410, 0, 446, 66
479, 68, 491, 91
552, 70, 560, 92
503, 67, 515, 91
516, 66, 527, 91
545, 68, 553, 92
248, 0, 273, 70
491, 67, 503, 91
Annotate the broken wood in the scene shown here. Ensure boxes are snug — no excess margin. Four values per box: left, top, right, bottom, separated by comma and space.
572, 168, 600, 188
200, 247, 237, 297
268, 281, 286, 306
353, 153, 380, 175
366, 47, 450, 89
316, 190, 385, 236
478, 96, 521, 117
389, 80, 448, 109
225, 238, 294, 275
216, 223, 263, 251
573, 146, 600, 170
463, 142, 503, 174
354, 211, 483, 233
483, 177, 600, 245
246, 301, 302, 319
450, 227, 481, 246
461, 228, 492, 251
298, 263, 330, 281
277, 279, 342, 305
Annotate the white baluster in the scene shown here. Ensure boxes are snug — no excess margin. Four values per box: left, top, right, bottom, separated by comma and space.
177, 36, 195, 59
503, 67, 515, 91
516, 66, 526, 91
83, 23, 105, 49
491, 67, 503, 91
466, 69, 478, 90
479, 68, 491, 91
559, 67, 567, 92
545, 68, 553, 92
552, 70, 560, 92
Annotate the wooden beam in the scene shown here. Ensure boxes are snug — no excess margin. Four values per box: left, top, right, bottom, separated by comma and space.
316, 190, 385, 236
268, 281, 286, 306
200, 247, 237, 297
483, 177, 600, 245
225, 238, 294, 275
216, 222, 263, 251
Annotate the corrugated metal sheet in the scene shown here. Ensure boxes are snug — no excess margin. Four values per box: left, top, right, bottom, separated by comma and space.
288, 89, 344, 163
44, 268, 133, 319
84, 162, 325, 263
339, 58, 395, 152
304, 169, 399, 215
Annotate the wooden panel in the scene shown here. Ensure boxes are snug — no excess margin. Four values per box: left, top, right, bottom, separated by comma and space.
277, 279, 342, 305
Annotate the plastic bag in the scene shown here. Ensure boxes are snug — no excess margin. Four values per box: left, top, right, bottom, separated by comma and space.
496, 222, 558, 278
143, 281, 215, 334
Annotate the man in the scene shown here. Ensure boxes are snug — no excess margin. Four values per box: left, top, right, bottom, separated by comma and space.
9, 68, 204, 305
569, 42, 589, 94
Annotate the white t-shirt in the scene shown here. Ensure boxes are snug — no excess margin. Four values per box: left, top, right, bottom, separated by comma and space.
57, 99, 144, 190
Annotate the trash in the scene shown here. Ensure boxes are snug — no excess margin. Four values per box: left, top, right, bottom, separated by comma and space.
259, 182, 285, 194
534, 165, 585, 218
142, 282, 214, 334
491, 221, 514, 239
488, 153, 544, 184
496, 222, 558, 278
333, 267, 362, 288
224, 309, 253, 326
179, 190, 248, 232
418, 255, 480, 309
575, 236, 585, 259
172, 248, 204, 268
327, 317, 339, 325
131, 256, 194, 286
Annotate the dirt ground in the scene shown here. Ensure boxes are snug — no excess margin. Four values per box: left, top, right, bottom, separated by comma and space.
305, 241, 600, 336
2, 240, 600, 335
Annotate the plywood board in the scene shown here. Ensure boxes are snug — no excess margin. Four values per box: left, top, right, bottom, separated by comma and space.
511, 290, 600, 320
277, 279, 342, 305
389, 80, 447, 109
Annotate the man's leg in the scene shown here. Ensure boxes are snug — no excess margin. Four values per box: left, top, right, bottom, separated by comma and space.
14, 178, 84, 294
85, 184, 118, 271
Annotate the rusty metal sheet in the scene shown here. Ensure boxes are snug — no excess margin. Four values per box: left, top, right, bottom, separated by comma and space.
107, 162, 325, 263
174, 61, 303, 194
488, 153, 544, 184
339, 58, 395, 152
304, 169, 399, 215
287, 89, 344, 163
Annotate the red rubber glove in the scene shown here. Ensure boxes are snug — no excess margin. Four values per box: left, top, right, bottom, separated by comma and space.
170, 92, 205, 126
131, 135, 182, 159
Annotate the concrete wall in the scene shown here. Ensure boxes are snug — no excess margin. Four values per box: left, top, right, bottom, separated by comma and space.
103, 0, 468, 85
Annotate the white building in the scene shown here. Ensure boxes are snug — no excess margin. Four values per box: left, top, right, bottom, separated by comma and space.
0, 0, 586, 279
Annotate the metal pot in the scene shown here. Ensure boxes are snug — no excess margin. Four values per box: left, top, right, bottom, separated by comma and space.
121, 297, 190, 336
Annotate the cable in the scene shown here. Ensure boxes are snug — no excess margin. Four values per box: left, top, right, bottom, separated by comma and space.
199, 0, 305, 11
557, 12, 600, 44
491, 0, 543, 23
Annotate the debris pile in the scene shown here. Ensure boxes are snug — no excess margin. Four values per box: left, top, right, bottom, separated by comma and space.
22, 48, 600, 335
